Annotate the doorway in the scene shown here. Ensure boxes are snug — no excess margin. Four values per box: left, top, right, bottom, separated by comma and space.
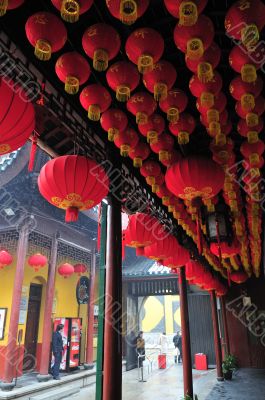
23, 284, 42, 371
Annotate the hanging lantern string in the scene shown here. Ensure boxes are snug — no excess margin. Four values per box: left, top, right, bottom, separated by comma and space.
28, 130, 40, 172
36, 81, 46, 106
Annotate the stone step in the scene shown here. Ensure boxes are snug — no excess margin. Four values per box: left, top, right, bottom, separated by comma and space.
29, 386, 79, 400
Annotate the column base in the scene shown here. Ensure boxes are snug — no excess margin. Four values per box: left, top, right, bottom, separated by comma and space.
0, 382, 15, 392
84, 363, 94, 370
36, 374, 52, 382
217, 376, 224, 382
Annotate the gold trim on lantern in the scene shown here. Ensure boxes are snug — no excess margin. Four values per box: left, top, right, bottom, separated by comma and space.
167, 107, 179, 123
200, 92, 214, 108
61, 0, 80, 23
178, 131, 189, 145
247, 131, 258, 143
250, 167, 260, 177
207, 109, 219, 123
152, 183, 159, 193
120, 144, 130, 157
215, 133, 226, 146
246, 113, 259, 127
93, 49, 109, 72
154, 82, 167, 101
34, 39, 52, 61
162, 196, 170, 205
0, 0, 8, 16
108, 128, 118, 141
116, 85, 131, 102
136, 111, 148, 125
186, 38, 204, 60
241, 93, 255, 111
241, 64, 257, 83
146, 176, 155, 185
147, 130, 158, 143
198, 62, 213, 83
133, 157, 142, 168
208, 121, 221, 137
120, 0, 137, 25
159, 150, 169, 162
65, 76, 79, 94
138, 54, 153, 74
179, 1, 198, 26
249, 153, 259, 165
88, 104, 101, 121
241, 24, 259, 49
0, 143, 11, 154
168, 204, 174, 213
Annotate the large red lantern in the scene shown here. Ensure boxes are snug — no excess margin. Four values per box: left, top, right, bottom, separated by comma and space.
169, 113, 195, 144
51, 0, 93, 23
106, 61, 140, 102
106, 0, 149, 25
159, 88, 188, 123
0, 0, 24, 16
100, 109, 128, 141
82, 23, 120, 71
156, 185, 172, 205
164, 0, 208, 25
114, 127, 139, 156
38, 155, 109, 222
143, 60, 177, 101
25, 12, 67, 61
225, 0, 265, 49
129, 142, 150, 167
174, 15, 214, 60
80, 84, 111, 121
161, 149, 182, 167
210, 241, 241, 259
0, 250, 13, 269
230, 271, 248, 284
235, 96, 265, 119
163, 246, 190, 268
138, 114, 165, 143
140, 160, 161, 185
144, 235, 178, 260
58, 263, 75, 278
0, 79, 35, 155
55, 52, 91, 94
229, 45, 263, 83
74, 263, 87, 276
28, 253, 48, 272
127, 92, 156, 125
150, 133, 175, 162
125, 28, 164, 73
189, 72, 222, 107
185, 42, 221, 83
229, 76, 263, 111
151, 173, 165, 193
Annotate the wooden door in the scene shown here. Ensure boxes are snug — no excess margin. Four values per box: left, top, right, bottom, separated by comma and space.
23, 284, 42, 371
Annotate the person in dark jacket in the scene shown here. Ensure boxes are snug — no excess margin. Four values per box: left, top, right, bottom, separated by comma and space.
51, 324, 64, 380
173, 331, 182, 363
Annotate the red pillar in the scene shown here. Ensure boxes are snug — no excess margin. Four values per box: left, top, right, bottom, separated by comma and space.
178, 267, 193, 398
210, 290, 224, 381
102, 195, 122, 400
84, 249, 97, 369
1, 225, 29, 390
221, 296, 230, 355
37, 234, 58, 381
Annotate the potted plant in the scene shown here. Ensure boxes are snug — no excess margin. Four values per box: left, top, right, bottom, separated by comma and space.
222, 354, 237, 380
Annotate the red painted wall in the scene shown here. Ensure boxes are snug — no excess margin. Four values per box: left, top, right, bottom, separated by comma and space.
0, 345, 25, 380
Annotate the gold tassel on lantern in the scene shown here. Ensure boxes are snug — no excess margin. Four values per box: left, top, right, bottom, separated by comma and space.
178, 131, 189, 145
136, 112, 148, 125
116, 85, 131, 102
61, 0, 80, 23
186, 38, 204, 60
247, 131, 258, 143
108, 128, 118, 142
65, 76, 79, 95
198, 62, 213, 83
208, 121, 220, 137
241, 93, 255, 111
154, 83, 167, 101
88, 104, 101, 121
159, 150, 169, 162
241, 64, 257, 83
34, 39, 52, 61
120, 144, 130, 157
93, 49, 109, 72
147, 130, 158, 143
167, 107, 179, 123
0, 0, 8, 16
179, 1, 198, 26
207, 109, 219, 124
133, 157, 142, 168
241, 24, 259, 49
200, 92, 214, 108
246, 113, 259, 127
138, 54, 153, 74
146, 175, 155, 185
120, 0, 137, 25
249, 153, 259, 165
215, 133, 226, 146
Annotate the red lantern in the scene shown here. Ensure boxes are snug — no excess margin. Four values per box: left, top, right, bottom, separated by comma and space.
189, 72, 222, 108
82, 23, 120, 71
156, 185, 172, 205
185, 42, 221, 83
210, 241, 241, 259
229, 76, 263, 111
106, 61, 140, 102
114, 127, 139, 156
125, 28, 164, 73
143, 60, 177, 101
230, 271, 248, 284
163, 247, 190, 268
80, 84, 111, 121
196, 91, 227, 115
28, 253, 48, 272
229, 45, 263, 83
74, 263, 87, 276
0, 0, 24, 16
0, 79, 35, 155
51, 0, 93, 22
164, 0, 208, 25
240, 140, 265, 166
225, 0, 265, 49
238, 118, 264, 142
159, 88, 188, 123
129, 142, 150, 167
100, 109, 128, 141
151, 173, 165, 193
58, 263, 75, 278
144, 235, 179, 260
38, 155, 109, 222
138, 114, 165, 143
235, 96, 265, 119
127, 92, 157, 124
106, 0, 149, 25
0, 250, 13, 269
169, 113, 195, 144
25, 12, 67, 61
200, 109, 228, 128
55, 52, 91, 94
150, 133, 174, 162
174, 15, 214, 60
160, 149, 182, 167
140, 160, 161, 185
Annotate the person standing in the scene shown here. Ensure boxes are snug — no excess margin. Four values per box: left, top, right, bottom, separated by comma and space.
159, 332, 168, 354
136, 331, 145, 368
52, 323, 64, 380
173, 331, 182, 363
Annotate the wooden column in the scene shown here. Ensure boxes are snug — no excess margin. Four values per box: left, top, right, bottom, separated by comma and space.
102, 194, 122, 400
84, 249, 97, 369
221, 296, 230, 355
1, 225, 29, 390
178, 267, 193, 398
210, 290, 224, 381
37, 233, 58, 381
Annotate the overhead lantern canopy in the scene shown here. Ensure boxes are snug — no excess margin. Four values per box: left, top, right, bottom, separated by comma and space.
80, 84, 111, 121
51, 0, 93, 23
100, 109, 128, 141
114, 127, 139, 156
82, 23, 121, 72
0, 0, 24, 17
164, 0, 208, 26
106, 0, 150, 25
143, 60, 177, 101
106, 61, 140, 102
25, 12, 67, 61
